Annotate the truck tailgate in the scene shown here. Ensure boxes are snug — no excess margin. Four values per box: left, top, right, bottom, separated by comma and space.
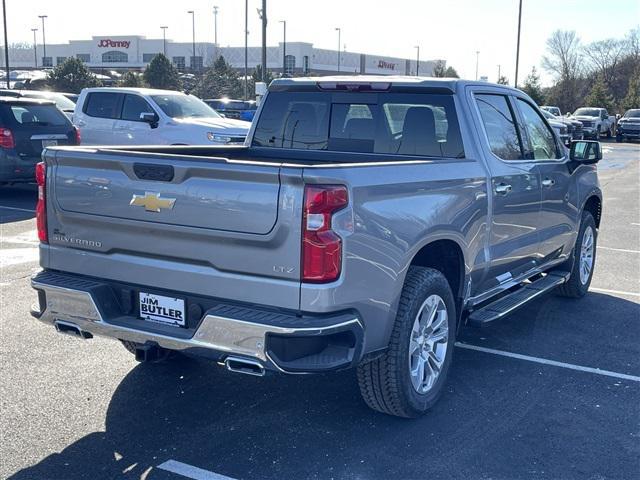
43, 147, 303, 309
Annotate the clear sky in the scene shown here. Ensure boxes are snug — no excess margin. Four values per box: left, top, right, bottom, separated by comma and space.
3, 0, 639, 85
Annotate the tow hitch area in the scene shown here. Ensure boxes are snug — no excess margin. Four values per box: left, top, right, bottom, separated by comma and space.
134, 343, 170, 363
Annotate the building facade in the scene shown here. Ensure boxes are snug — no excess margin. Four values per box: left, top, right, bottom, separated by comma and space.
5, 35, 438, 76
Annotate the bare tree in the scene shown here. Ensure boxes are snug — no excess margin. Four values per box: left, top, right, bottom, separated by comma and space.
542, 30, 582, 81
583, 38, 627, 84
626, 27, 640, 64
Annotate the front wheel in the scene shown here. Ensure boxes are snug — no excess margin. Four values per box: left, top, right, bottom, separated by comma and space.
557, 211, 597, 298
357, 267, 456, 418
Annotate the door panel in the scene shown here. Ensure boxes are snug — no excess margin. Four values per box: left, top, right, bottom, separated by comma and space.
513, 97, 576, 262
472, 92, 542, 293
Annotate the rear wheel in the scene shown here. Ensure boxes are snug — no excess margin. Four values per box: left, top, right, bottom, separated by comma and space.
357, 267, 456, 418
606, 126, 612, 138
557, 211, 597, 298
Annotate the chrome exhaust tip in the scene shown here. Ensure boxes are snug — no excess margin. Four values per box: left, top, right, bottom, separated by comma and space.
224, 356, 265, 377
54, 320, 93, 339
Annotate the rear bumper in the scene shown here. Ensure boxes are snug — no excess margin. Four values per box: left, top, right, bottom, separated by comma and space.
0, 152, 39, 182
31, 270, 364, 374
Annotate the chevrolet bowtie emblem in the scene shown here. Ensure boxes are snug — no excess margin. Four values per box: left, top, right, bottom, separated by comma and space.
130, 192, 176, 212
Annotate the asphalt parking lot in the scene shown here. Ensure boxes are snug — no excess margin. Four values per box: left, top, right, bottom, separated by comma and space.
1, 141, 638, 480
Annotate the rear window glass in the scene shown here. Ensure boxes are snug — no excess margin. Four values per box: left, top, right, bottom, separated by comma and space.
252, 91, 464, 158
84, 92, 121, 119
9, 104, 68, 126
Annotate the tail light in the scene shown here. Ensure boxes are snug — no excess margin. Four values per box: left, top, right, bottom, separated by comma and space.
35, 162, 48, 243
302, 185, 348, 283
73, 126, 81, 145
0, 128, 15, 149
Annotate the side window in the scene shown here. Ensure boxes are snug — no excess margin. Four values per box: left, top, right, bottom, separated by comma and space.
475, 94, 523, 160
516, 99, 561, 160
84, 93, 121, 119
121, 95, 155, 122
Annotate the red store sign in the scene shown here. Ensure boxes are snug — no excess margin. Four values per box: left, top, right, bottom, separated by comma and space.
98, 39, 131, 49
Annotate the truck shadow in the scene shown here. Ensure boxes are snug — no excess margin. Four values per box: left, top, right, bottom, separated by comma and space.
9, 292, 640, 480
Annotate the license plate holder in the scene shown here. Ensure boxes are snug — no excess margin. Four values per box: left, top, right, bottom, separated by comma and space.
139, 292, 186, 327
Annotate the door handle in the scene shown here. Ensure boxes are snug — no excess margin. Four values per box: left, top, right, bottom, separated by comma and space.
542, 178, 556, 188
495, 183, 512, 195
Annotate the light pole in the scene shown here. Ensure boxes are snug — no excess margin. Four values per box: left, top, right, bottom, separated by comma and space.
3, 0, 9, 88
261, 0, 267, 82
38, 15, 47, 67
414, 45, 420, 76
31, 28, 38, 68
335, 27, 341, 73
475, 50, 480, 80
187, 10, 195, 71
279, 20, 286, 75
514, 0, 523, 87
244, 0, 248, 99
497, 64, 501, 82
213, 5, 219, 45
160, 26, 168, 56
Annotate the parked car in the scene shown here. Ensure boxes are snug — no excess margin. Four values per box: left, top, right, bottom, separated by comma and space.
73, 87, 250, 146
204, 98, 257, 122
541, 109, 582, 144
542, 111, 570, 145
0, 90, 76, 120
616, 109, 640, 142
571, 107, 616, 139
31, 77, 602, 418
540, 105, 562, 117
0, 97, 79, 185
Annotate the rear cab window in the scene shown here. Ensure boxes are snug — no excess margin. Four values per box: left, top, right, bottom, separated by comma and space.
252, 91, 465, 158
84, 92, 122, 119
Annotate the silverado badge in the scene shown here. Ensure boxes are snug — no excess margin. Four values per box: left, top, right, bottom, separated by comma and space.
130, 192, 176, 212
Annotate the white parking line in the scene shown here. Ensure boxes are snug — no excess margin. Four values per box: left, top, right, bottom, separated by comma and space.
157, 460, 236, 480
455, 342, 640, 382
597, 246, 640, 254
589, 287, 640, 297
0, 205, 35, 213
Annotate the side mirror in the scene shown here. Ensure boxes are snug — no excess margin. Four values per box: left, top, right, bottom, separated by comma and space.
140, 112, 159, 128
570, 140, 602, 164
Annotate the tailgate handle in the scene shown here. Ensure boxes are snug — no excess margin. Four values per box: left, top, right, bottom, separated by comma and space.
133, 163, 174, 182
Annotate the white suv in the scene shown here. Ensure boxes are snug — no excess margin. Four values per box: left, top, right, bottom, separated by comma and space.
73, 87, 250, 146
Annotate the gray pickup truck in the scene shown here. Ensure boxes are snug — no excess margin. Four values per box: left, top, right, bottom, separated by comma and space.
31, 77, 603, 418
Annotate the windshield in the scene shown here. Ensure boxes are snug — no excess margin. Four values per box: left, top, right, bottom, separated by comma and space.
623, 109, 640, 118
574, 108, 600, 117
151, 94, 221, 119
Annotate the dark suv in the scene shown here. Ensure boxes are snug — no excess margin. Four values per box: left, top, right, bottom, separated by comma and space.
0, 98, 79, 184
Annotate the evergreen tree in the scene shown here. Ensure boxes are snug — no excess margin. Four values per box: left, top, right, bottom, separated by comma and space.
497, 75, 509, 85
46, 58, 101, 93
521, 67, 545, 105
585, 76, 615, 110
143, 54, 181, 90
432, 60, 447, 77
621, 70, 640, 110
444, 66, 459, 78
118, 71, 143, 87
193, 56, 244, 99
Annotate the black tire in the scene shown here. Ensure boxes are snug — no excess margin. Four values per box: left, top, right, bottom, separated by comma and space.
557, 211, 597, 298
357, 267, 456, 418
606, 126, 612, 138
616, 135, 623, 143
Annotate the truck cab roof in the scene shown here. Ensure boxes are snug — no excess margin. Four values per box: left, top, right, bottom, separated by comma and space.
269, 76, 523, 95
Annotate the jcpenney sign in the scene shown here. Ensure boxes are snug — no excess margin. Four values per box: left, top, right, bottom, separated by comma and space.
98, 39, 131, 48
377, 60, 396, 70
